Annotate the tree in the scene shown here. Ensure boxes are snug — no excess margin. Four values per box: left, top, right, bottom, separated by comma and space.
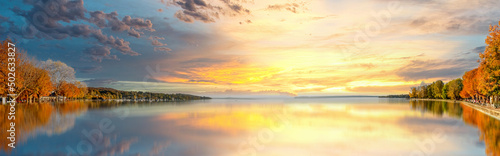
58, 81, 79, 98
427, 82, 434, 99
31, 68, 53, 100
0, 39, 27, 97
409, 87, 417, 98
41, 59, 76, 96
478, 21, 500, 104
432, 80, 444, 99
418, 85, 427, 98
447, 79, 463, 100
74, 81, 87, 98
461, 68, 480, 100
442, 83, 449, 99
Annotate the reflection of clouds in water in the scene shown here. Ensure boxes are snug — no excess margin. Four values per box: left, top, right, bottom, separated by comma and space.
149, 141, 171, 156
95, 138, 138, 156
35, 113, 77, 136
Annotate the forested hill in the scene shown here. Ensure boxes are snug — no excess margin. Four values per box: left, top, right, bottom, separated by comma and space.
85, 87, 211, 100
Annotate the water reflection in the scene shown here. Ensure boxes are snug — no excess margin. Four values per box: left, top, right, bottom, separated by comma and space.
410, 100, 500, 156
0, 101, 87, 153
0, 99, 499, 156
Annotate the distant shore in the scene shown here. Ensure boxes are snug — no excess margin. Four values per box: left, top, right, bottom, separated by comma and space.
412, 98, 500, 120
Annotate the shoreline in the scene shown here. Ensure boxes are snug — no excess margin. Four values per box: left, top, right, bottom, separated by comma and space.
412, 98, 500, 120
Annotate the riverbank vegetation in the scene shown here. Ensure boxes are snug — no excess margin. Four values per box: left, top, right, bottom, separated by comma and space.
410, 21, 500, 105
86, 87, 210, 101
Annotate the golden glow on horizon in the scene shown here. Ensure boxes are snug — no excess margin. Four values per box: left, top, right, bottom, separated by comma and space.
149, 0, 474, 96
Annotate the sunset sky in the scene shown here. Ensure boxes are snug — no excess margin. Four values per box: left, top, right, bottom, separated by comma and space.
1, 0, 499, 97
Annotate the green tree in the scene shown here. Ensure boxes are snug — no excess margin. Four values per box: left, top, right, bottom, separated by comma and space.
447, 79, 463, 100
427, 82, 434, 99
442, 83, 449, 99
433, 80, 444, 99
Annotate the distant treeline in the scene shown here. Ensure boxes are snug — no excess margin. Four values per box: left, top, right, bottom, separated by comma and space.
379, 94, 410, 98
409, 79, 463, 100
85, 87, 211, 100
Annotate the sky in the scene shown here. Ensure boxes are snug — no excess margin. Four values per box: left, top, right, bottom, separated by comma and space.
0, 0, 499, 97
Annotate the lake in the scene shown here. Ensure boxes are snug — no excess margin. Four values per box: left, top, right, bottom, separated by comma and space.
1, 97, 498, 156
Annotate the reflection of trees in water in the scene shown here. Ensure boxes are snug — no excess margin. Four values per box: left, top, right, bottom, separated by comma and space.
461, 104, 500, 156
409, 100, 463, 118
410, 100, 500, 156
0, 102, 88, 153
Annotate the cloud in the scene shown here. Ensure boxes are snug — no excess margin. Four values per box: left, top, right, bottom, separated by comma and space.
152, 39, 167, 46
83, 78, 118, 87
154, 47, 172, 52
76, 66, 103, 73
88, 11, 154, 32
84, 45, 118, 62
220, 0, 250, 14
472, 46, 486, 54
7, 0, 150, 59
0, 15, 12, 34
402, 0, 500, 35
395, 59, 476, 81
167, 0, 251, 23
127, 29, 141, 38
266, 2, 307, 13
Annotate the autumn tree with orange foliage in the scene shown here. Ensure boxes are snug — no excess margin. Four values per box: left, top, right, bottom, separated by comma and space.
476, 21, 500, 104
58, 81, 80, 98
1, 38, 86, 102
461, 68, 481, 100
0, 39, 26, 97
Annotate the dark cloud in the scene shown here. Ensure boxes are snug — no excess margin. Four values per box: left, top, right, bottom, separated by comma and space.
175, 10, 215, 23
395, 59, 476, 80
7, 0, 154, 60
83, 78, 118, 87
122, 15, 154, 30
167, 0, 251, 23
91, 29, 139, 56
0, 15, 12, 34
127, 29, 141, 38
76, 66, 103, 73
221, 0, 250, 14
88, 11, 154, 33
84, 45, 118, 62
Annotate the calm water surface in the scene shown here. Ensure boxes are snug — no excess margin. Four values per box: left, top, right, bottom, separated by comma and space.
1, 98, 499, 156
